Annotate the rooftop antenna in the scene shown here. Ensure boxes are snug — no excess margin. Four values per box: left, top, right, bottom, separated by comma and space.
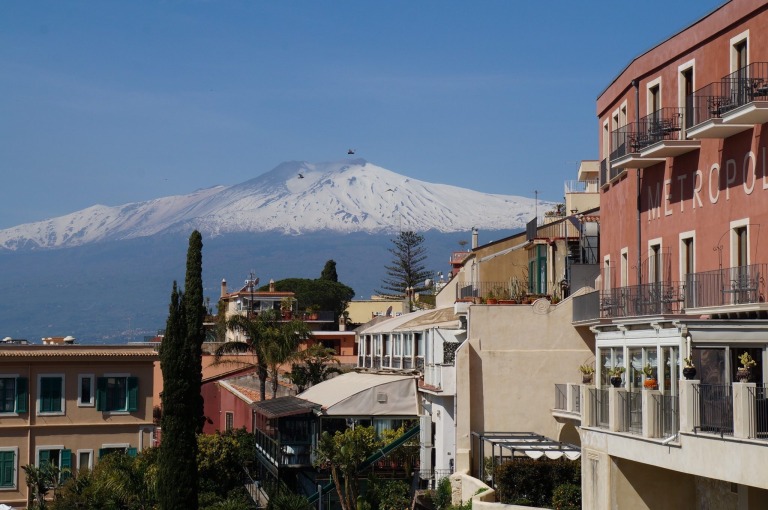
534, 190, 539, 222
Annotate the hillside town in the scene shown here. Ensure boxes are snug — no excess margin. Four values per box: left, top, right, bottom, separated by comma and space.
4, 1, 768, 509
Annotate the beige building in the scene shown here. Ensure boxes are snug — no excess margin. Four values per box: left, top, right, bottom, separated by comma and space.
0, 344, 157, 508
346, 299, 405, 325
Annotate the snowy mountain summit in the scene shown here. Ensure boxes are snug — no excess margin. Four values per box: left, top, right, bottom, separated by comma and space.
0, 160, 541, 250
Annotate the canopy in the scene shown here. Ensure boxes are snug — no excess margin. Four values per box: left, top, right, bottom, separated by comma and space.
297, 372, 419, 417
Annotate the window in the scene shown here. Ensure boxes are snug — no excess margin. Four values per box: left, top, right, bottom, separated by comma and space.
96, 376, 138, 413
77, 450, 92, 472
38, 375, 64, 415
38, 447, 72, 484
0, 376, 27, 414
225, 412, 234, 431
98, 446, 137, 460
0, 448, 17, 489
620, 249, 629, 287
680, 64, 694, 129
403, 333, 413, 357
648, 243, 662, 283
78, 375, 94, 407
681, 236, 694, 277
734, 226, 748, 267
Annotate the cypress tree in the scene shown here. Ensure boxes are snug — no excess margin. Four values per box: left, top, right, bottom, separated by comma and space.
320, 259, 339, 282
158, 231, 205, 510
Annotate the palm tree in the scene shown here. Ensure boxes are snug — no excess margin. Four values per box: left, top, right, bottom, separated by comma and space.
287, 344, 343, 393
216, 309, 311, 401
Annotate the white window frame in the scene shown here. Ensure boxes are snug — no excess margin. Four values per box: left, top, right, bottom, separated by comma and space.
225, 411, 234, 431
603, 255, 611, 290
620, 248, 629, 287
677, 59, 695, 108
99, 443, 131, 461
679, 230, 696, 280
78, 374, 95, 407
35, 445, 65, 469
76, 449, 93, 472
647, 238, 663, 283
730, 30, 750, 73
0, 374, 21, 415
647, 77, 662, 115
37, 374, 65, 416
602, 120, 610, 161
730, 218, 750, 267
0, 446, 18, 490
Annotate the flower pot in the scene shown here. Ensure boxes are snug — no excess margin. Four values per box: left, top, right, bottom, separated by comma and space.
486, 298, 498, 305
581, 373, 593, 384
737, 367, 751, 383
682, 366, 697, 380
643, 379, 658, 390
610, 376, 623, 388
498, 299, 517, 304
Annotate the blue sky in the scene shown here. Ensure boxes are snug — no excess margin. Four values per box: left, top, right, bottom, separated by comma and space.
0, 0, 725, 230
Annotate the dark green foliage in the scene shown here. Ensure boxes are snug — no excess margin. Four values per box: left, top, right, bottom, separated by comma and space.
494, 459, 581, 508
287, 344, 343, 393
158, 231, 206, 510
434, 477, 452, 510
377, 231, 431, 297
364, 477, 410, 510
551, 483, 581, 510
265, 278, 354, 318
197, 429, 257, 498
267, 490, 312, 510
320, 259, 339, 282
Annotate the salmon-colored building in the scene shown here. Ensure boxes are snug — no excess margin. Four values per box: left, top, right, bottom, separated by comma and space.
0, 344, 157, 508
578, 1, 768, 507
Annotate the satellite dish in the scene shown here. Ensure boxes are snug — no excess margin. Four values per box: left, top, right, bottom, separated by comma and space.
385, 305, 393, 316
424, 279, 433, 289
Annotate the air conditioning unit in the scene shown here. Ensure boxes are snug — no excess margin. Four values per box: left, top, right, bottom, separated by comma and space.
376, 392, 388, 403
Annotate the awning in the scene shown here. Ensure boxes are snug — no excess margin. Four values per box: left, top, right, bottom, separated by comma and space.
252, 395, 319, 419
357, 309, 435, 335
297, 372, 420, 417
473, 432, 581, 477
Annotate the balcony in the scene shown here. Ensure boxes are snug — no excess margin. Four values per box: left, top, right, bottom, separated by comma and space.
552, 383, 582, 422
610, 108, 697, 170
599, 281, 685, 319
684, 263, 766, 315
684, 63, 768, 138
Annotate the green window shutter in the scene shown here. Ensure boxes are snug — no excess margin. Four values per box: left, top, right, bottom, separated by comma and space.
0, 451, 14, 487
60, 449, 72, 482
127, 377, 139, 412
39, 449, 50, 466
127, 447, 137, 458
98, 448, 106, 459
40, 377, 62, 413
96, 378, 107, 412
16, 377, 27, 413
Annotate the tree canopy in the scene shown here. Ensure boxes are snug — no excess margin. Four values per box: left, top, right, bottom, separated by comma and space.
377, 231, 431, 297
320, 259, 339, 282
265, 278, 354, 318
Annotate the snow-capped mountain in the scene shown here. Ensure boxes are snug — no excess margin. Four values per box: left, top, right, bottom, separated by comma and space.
0, 159, 543, 250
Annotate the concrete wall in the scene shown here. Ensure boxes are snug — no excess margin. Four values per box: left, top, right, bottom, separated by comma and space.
346, 300, 405, 324
454, 296, 593, 472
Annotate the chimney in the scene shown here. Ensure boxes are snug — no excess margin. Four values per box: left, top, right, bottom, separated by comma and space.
339, 315, 346, 331
220, 279, 227, 298
269, 279, 275, 292
471, 227, 479, 249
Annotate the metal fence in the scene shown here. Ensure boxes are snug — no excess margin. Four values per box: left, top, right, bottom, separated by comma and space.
555, 384, 568, 411
572, 384, 581, 414
748, 384, 768, 440
619, 390, 643, 435
590, 388, 609, 429
572, 290, 599, 323
654, 393, 679, 438
600, 281, 685, 318
693, 384, 733, 437
685, 263, 765, 309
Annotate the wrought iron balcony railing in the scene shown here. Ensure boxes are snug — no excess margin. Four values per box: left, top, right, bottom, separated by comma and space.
687, 62, 768, 129
685, 263, 766, 309
599, 282, 685, 318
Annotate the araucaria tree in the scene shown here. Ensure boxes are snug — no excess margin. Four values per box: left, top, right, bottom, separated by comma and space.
377, 230, 431, 298
158, 230, 205, 510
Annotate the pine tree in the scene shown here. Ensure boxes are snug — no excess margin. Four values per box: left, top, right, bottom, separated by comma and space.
376, 231, 431, 297
320, 259, 339, 282
158, 231, 204, 510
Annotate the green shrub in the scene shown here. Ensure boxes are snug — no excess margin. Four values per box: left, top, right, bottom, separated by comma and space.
434, 477, 452, 510
551, 483, 581, 510
494, 458, 580, 507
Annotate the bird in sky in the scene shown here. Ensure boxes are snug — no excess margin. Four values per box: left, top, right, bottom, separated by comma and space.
298, 173, 304, 179
347, 148, 355, 155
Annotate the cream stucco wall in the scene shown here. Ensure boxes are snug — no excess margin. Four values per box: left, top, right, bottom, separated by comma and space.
346, 300, 404, 324
454, 296, 593, 472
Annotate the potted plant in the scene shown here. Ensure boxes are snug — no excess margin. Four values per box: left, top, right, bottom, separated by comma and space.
578, 363, 595, 384
642, 363, 657, 390
737, 351, 757, 383
280, 297, 293, 320
682, 356, 697, 380
306, 304, 320, 320
608, 366, 625, 388
485, 289, 498, 305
